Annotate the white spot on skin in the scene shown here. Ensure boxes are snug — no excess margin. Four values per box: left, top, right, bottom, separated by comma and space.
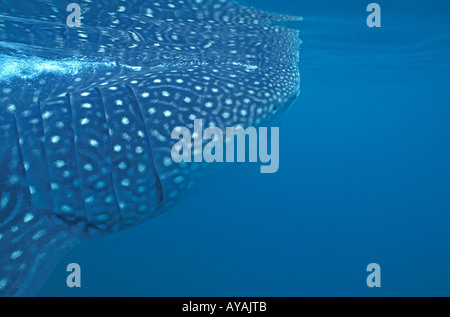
9, 175, 19, 185
137, 164, 146, 173
11, 250, 23, 260
1, 192, 10, 209
174, 176, 185, 184
89, 139, 99, 147
61, 205, 72, 213
163, 157, 172, 167
138, 186, 146, 194
96, 182, 106, 190
84, 164, 93, 171
24, 213, 34, 223
169, 190, 179, 198
96, 214, 109, 222
0, 278, 7, 290
42, 111, 52, 119
32, 229, 46, 240
51, 136, 60, 143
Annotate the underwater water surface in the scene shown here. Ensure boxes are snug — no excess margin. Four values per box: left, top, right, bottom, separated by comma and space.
9, 0, 448, 296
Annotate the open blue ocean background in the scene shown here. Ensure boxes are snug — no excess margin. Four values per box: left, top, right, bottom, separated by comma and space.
39, 0, 449, 296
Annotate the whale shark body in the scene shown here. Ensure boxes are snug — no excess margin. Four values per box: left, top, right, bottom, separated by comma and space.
0, 0, 301, 296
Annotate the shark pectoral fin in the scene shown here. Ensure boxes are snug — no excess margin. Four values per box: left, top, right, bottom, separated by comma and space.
0, 206, 83, 297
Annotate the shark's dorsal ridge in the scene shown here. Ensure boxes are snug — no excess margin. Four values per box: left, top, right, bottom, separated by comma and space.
0, 0, 301, 296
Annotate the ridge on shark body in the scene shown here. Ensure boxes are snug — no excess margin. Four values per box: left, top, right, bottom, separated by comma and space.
0, 0, 301, 296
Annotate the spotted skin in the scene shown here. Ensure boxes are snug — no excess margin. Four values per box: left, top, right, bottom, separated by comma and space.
0, 0, 301, 296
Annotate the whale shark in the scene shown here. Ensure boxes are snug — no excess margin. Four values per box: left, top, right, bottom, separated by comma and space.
0, 0, 301, 296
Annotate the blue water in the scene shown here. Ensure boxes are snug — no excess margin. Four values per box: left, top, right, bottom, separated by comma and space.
39, 0, 449, 296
